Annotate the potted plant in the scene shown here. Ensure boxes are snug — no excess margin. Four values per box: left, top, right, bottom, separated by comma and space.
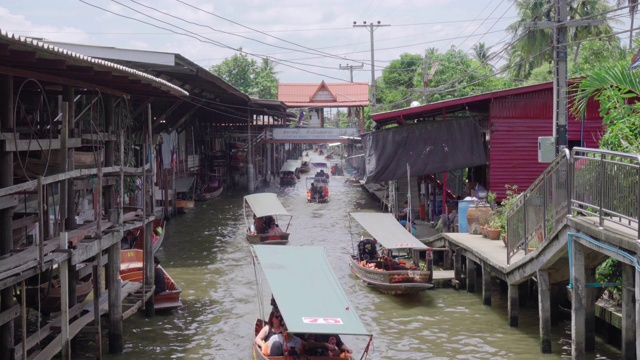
486, 216, 502, 240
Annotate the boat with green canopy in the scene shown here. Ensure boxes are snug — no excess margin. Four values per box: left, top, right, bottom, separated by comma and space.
252, 245, 372, 359
349, 212, 432, 295
244, 193, 292, 245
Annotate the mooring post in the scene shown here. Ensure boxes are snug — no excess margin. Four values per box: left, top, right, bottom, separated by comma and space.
482, 264, 491, 306
585, 267, 596, 352
508, 283, 519, 327
454, 249, 462, 287
108, 239, 123, 353
621, 263, 636, 359
537, 270, 552, 353
571, 241, 585, 359
466, 258, 476, 293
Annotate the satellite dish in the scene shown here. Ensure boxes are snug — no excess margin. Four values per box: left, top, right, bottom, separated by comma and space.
410, 101, 421, 107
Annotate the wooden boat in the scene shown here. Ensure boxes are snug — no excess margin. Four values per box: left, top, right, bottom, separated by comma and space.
121, 218, 166, 254
244, 193, 292, 245
175, 177, 196, 213
279, 160, 300, 186
349, 212, 432, 295
195, 182, 224, 201
18, 273, 93, 315
252, 246, 372, 359
120, 249, 182, 311
299, 156, 311, 173
306, 176, 329, 203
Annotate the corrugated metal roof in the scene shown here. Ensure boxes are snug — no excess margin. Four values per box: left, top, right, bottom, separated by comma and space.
372, 82, 553, 124
1, 30, 187, 97
279, 82, 369, 107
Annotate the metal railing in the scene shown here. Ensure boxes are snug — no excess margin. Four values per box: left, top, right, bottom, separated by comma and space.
506, 148, 571, 264
571, 147, 640, 236
506, 147, 640, 264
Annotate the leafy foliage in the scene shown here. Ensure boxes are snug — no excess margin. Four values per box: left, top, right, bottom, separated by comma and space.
210, 51, 279, 99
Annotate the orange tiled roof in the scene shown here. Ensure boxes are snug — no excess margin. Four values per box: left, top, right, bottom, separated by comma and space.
278, 81, 369, 107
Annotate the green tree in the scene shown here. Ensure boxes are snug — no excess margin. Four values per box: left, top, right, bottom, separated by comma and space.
376, 53, 423, 108
573, 61, 640, 154
617, 0, 639, 49
506, 0, 614, 81
209, 51, 279, 99
472, 42, 492, 66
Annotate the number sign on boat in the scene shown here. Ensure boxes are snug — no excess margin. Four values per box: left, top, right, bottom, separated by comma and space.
302, 317, 344, 325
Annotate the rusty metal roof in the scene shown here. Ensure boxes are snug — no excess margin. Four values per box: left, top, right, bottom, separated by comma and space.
278, 81, 369, 108
0, 30, 187, 97
371, 82, 554, 125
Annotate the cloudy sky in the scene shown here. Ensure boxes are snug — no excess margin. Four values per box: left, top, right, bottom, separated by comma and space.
0, 1, 630, 84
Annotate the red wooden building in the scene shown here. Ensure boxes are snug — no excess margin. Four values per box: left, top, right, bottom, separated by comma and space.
371, 82, 604, 199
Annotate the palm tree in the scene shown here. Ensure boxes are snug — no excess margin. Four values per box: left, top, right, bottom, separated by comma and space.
572, 62, 640, 153
617, 0, 639, 49
507, 0, 614, 80
472, 42, 492, 66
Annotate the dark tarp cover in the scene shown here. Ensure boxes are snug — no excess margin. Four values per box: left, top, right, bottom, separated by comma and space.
362, 119, 486, 183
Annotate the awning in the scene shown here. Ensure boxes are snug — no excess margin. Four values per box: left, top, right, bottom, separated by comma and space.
253, 245, 370, 336
350, 212, 429, 250
311, 162, 328, 169
280, 161, 299, 173
175, 177, 195, 192
244, 193, 290, 218
362, 118, 486, 183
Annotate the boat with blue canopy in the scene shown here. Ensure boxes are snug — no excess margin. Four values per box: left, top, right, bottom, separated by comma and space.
252, 245, 372, 359
349, 212, 433, 295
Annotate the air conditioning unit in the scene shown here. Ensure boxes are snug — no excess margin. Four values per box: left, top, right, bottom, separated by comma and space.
538, 136, 555, 163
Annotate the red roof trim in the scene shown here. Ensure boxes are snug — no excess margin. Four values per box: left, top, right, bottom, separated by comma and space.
372, 82, 554, 124
309, 80, 336, 102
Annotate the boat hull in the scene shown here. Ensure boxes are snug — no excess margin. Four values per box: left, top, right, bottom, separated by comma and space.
279, 177, 296, 186
20, 275, 93, 314
195, 185, 223, 201
246, 232, 289, 245
120, 250, 182, 311
349, 256, 431, 295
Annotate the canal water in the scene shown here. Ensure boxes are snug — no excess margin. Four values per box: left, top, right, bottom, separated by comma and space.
103, 163, 621, 359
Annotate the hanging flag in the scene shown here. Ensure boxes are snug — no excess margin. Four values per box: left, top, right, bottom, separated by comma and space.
631, 48, 640, 70
297, 110, 305, 125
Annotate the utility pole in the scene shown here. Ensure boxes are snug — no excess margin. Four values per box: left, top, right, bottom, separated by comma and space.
339, 63, 364, 82
524, 0, 602, 155
353, 21, 390, 114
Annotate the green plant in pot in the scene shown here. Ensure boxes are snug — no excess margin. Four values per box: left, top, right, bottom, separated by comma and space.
486, 216, 502, 240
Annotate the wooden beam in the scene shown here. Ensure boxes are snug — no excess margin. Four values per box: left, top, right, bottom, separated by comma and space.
0, 65, 128, 97
0, 195, 17, 210
2, 137, 82, 152
0, 304, 20, 327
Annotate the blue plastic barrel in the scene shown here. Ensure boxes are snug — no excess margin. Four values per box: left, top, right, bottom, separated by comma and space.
457, 199, 474, 233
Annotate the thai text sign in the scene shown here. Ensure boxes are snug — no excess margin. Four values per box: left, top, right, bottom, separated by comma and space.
272, 128, 359, 140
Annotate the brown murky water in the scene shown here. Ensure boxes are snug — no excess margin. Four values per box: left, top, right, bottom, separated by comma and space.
100, 160, 621, 360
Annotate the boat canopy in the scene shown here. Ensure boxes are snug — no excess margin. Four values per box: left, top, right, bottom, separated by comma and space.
285, 159, 302, 168
306, 176, 328, 184
302, 156, 311, 163
311, 162, 328, 169
253, 245, 370, 336
175, 177, 195, 192
244, 193, 290, 218
350, 212, 429, 250
280, 161, 299, 173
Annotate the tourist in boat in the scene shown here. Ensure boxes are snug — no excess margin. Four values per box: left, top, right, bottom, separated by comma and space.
267, 222, 284, 236
263, 323, 302, 357
396, 200, 410, 221
154, 256, 167, 295
302, 333, 352, 358
255, 309, 285, 351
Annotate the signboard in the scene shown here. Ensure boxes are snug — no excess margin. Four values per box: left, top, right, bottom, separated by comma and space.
272, 128, 359, 141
